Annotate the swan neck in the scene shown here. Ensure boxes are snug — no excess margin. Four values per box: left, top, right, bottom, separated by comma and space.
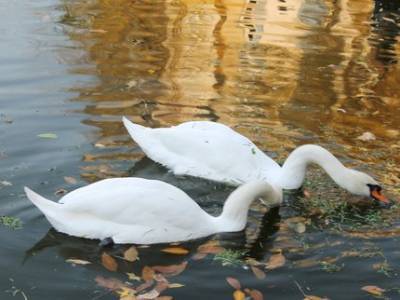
279, 145, 349, 189
217, 182, 281, 231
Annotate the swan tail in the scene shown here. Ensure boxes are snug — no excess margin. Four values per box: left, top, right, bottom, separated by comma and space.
24, 187, 64, 229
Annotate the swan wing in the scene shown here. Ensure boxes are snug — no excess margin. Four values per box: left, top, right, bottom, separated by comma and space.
123, 118, 281, 185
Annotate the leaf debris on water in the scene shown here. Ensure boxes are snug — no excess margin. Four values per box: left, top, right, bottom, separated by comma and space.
101, 252, 118, 272
66, 258, 91, 265
37, 133, 58, 139
124, 246, 139, 262
161, 246, 189, 255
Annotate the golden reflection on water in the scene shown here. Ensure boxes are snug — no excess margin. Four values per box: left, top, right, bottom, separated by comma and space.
60, 0, 399, 192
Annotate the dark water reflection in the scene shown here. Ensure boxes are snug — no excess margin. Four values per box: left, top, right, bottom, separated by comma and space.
0, 0, 400, 299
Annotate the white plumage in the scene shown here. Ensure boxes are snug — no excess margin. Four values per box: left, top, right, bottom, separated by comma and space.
25, 178, 282, 244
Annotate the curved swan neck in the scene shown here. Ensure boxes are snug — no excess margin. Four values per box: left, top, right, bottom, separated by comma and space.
217, 181, 282, 231
278, 144, 350, 189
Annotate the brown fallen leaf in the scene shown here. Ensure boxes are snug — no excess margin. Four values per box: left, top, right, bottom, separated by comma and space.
161, 247, 189, 255
226, 277, 241, 290
152, 261, 188, 277
233, 289, 245, 300
156, 297, 173, 300
142, 266, 155, 282
95, 276, 129, 291
124, 246, 139, 262
245, 289, 263, 300
361, 285, 385, 296
192, 252, 208, 260
101, 252, 118, 272
197, 240, 225, 254
136, 280, 154, 293
66, 258, 91, 265
251, 266, 266, 279
265, 253, 286, 270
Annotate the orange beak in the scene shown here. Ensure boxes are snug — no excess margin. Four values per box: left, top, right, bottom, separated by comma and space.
371, 189, 389, 204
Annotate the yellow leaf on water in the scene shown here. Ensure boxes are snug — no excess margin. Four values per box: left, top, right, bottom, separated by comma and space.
101, 252, 118, 272
233, 289, 245, 300
124, 246, 139, 262
265, 253, 286, 270
126, 273, 141, 281
226, 277, 241, 290
251, 266, 266, 279
161, 247, 189, 255
66, 258, 91, 265
361, 285, 385, 296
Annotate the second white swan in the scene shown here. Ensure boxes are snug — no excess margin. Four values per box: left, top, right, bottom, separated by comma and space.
122, 118, 388, 204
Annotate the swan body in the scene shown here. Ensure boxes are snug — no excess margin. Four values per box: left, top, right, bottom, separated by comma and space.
122, 118, 387, 202
25, 178, 282, 244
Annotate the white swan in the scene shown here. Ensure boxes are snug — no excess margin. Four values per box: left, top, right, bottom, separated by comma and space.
122, 118, 388, 204
25, 178, 282, 244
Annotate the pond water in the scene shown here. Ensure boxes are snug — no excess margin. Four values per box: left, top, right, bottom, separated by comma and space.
0, 0, 399, 299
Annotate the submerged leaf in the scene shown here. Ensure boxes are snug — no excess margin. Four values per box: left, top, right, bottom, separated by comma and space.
161, 247, 189, 255
101, 252, 118, 272
226, 277, 241, 290
251, 266, 266, 279
124, 246, 139, 262
197, 240, 224, 254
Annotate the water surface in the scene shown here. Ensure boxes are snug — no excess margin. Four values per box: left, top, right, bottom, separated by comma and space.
0, 0, 399, 299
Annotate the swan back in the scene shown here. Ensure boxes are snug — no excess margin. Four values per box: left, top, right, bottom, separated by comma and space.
122, 118, 281, 185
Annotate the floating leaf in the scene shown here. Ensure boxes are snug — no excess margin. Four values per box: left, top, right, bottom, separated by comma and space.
198, 240, 224, 254
161, 247, 189, 255
142, 266, 155, 281
157, 297, 173, 300
66, 258, 91, 265
152, 261, 188, 277
226, 277, 241, 290
251, 266, 266, 279
95, 276, 128, 291
192, 252, 208, 260
118, 287, 136, 299
233, 289, 245, 300
137, 289, 159, 300
127, 273, 141, 281
64, 176, 77, 185
55, 188, 67, 195
0, 180, 12, 186
265, 253, 286, 270
37, 133, 58, 139
361, 285, 385, 296
245, 289, 264, 300
124, 246, 139, 262
357, 132, 376, 141
168, 283, 184, 288
101, 252, 118, 272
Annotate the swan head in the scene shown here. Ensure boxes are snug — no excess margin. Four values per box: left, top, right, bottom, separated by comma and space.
348, 170, 389, 206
